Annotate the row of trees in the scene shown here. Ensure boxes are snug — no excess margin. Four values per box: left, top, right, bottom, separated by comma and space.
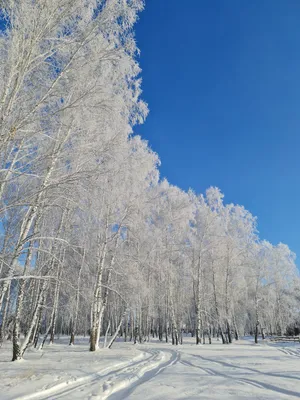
0, 0, 299, 361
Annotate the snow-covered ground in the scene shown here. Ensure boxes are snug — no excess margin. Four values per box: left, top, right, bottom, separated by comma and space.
1, 337, 300, 400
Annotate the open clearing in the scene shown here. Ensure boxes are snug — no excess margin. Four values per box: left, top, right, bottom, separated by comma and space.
1, 338, 300, 400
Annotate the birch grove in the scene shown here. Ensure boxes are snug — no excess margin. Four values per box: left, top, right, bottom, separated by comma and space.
0, 0, 299, 361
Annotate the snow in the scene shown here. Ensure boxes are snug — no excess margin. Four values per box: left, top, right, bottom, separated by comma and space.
1, 337, 300, 399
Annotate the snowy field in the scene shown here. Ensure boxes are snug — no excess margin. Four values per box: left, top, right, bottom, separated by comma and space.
1, 337, 300, 400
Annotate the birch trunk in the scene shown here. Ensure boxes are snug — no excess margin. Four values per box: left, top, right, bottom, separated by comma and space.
0, 281, 11, 347
12, 240, 36, 360
107, 310, 128, 349
70, 250, 85, 345
90, 220, 109, 351
211, 260, 227, 344
19, 279, 49, 358
196, 252, 203, 344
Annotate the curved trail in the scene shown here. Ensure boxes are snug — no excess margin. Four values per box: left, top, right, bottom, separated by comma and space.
176, 350, 300, 399
13, 340, 300, 400
107, 348, 180, 400
276, 346, 300, 358
110, 343, 300, 400
16, 348, 178, 400
15, 350, 151, 400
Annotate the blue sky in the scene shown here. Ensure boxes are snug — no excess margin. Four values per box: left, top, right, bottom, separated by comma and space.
135, 0, 300, 262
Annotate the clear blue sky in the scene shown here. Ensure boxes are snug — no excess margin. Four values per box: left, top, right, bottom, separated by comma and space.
134, 0, 300, 262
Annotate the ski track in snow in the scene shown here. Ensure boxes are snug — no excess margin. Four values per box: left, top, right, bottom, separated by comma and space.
4, 339, 300, 400
14, 348, 179, 400
104, 344, 300, 400
180, 352, 300, 398
106, 348, 180, 400
13, 351, 150, 400
276, 346, 300, 358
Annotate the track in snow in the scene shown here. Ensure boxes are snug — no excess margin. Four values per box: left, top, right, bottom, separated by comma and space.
10, 340, 300, 400
107, 348, 180, 400
276, 346, 300, 358
15, 348, 179, 400
178, 351, 300, 399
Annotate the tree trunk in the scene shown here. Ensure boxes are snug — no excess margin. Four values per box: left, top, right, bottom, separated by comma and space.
0, 281, 11, 347
90, 221, 109, 352
69, 249, 85, 345
104, 320, 111, 348
12, 235, 37, 361
107, 310, 127, 349
255, 321, 259, 344
20, 279, 49, 357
